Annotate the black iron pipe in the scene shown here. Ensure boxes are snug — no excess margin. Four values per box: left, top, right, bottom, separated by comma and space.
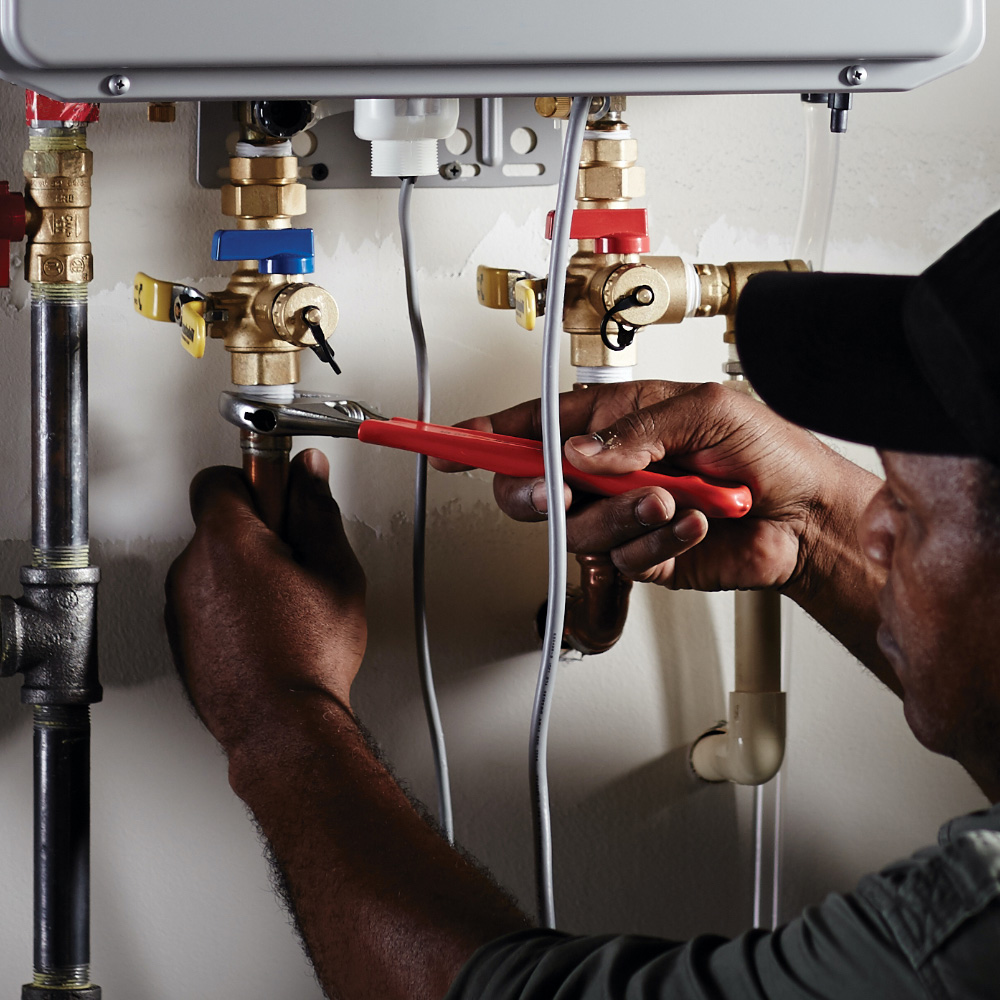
31, 290, 88, 568
33, 705, 90, 983
23, 285, 98, 997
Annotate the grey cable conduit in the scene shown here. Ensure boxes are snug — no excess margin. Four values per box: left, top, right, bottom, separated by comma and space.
398, 176, 455, 843
530, 96, 592, 929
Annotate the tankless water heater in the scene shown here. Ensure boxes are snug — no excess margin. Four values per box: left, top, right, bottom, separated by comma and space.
0, 0, 985, 100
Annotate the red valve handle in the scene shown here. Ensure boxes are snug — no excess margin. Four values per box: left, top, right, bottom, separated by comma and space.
358, 417, 751, 519
545, 208, 650, 254
0, 181, 26, 289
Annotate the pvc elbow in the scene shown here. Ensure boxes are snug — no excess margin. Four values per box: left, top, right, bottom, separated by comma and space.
690, 690, 786, 784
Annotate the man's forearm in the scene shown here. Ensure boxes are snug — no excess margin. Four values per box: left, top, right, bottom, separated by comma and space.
228, 694, 530, 1000
783, 454, 899, 694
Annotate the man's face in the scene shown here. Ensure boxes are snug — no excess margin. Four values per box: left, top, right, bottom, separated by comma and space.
858, 452, 1000, 793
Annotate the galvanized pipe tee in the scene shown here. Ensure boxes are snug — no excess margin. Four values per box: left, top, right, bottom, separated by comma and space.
0, 567, 102, 706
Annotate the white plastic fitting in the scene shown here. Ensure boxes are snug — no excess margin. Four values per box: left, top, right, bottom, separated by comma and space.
691, 690, 786, 784
353, 98, 460, 177
691, 587, 786, 784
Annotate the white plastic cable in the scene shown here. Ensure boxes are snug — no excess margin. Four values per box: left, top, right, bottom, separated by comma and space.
752, 97, 843, 929
398, 176, 455, 844
530, 95, 592, 929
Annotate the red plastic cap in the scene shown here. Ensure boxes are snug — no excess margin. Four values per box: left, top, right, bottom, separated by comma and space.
0, 181, 26, 289
545, 208, 650, 254
26, 91, 100, 125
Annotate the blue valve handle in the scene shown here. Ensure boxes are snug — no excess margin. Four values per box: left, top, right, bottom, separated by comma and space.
212, 228, 315, 275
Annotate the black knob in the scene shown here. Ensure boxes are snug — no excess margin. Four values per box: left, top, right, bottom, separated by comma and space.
250, 101, 313, 139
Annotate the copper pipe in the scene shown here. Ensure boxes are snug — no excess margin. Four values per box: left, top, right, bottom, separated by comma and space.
562, 553, 633, 655
240, 430, 290, 532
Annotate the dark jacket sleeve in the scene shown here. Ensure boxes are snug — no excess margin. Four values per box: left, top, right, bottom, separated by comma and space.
444, 892, 926, 1000
446, 823, 1000, 1000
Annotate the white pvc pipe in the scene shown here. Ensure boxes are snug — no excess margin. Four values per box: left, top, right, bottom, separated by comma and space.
691, 377, 785, 786
692, 100, 841, 788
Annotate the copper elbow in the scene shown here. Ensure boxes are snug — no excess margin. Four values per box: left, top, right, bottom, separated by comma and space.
561, 553, 633, 655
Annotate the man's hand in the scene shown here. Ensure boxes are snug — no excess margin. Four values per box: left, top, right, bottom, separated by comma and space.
165, 449, 529, 1000
435, 380, 872, 595
165, 448, 366, 755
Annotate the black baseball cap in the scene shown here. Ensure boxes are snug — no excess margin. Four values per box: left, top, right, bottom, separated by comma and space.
734, 207, 1000, 464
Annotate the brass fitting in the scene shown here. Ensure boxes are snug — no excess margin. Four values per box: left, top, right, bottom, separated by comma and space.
577, 137, 644, 204
535, 96, 628, 121
566, 256, 807, 367
535, 97, 573, 119
221, 155, 306, 229
22, 135, 92, 284
147, 102, 177, 123
698, 259, 810, 339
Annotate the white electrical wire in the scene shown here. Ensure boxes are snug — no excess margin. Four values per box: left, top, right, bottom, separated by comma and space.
530, 96, 592, 929
398, 176, 454, 844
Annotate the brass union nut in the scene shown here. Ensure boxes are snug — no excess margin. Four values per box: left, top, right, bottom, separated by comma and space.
577, 164, 645, 202
23, 148, 92, 181
580, 138, 639, 166
228, 156, 300, 183
221, 182, 307, 220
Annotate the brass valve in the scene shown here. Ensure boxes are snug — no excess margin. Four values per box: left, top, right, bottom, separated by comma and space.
479, 98, 807, 368
23, 135, 93, 284
133, 135, 339, 386
132, 271, 337, 376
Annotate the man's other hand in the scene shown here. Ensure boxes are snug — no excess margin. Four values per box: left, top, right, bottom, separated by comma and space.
433, 380, 860, 592
165, 448, 366, 755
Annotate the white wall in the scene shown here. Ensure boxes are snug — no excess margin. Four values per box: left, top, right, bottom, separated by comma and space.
0, 34, 998, 997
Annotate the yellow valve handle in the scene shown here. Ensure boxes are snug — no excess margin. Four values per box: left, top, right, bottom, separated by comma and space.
133, 272, 175, 322
477, 265, 527, 309
179, 300, 207, 359
515, 278, 546, 331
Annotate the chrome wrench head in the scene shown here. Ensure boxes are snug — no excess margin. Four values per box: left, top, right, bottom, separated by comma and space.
219, 390, 386, 438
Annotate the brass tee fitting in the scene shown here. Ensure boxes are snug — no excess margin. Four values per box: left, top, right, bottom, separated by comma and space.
23, 134, 93, 285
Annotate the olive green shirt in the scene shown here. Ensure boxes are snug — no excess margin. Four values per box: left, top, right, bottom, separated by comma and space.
447, 803, 1000, 999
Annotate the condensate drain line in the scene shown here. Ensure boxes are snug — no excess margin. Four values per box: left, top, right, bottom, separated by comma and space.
398, 176, 454, 843
531, 95, 592, 929
752, 97, 842, 930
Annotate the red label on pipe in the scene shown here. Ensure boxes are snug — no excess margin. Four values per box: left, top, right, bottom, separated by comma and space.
26, 91, 100, 125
